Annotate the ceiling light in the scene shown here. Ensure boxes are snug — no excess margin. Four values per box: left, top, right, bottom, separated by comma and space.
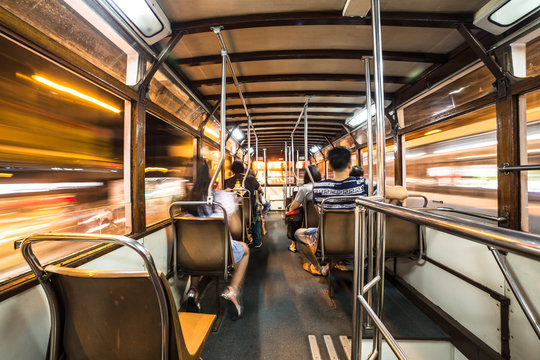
347, 103, 376, 127
489, 0, 539, 26
106, 0, 171, 44
232, 128, 244, 141
310, 145, 320, 154
204, 126, 220, 139
424, 129, 442, 136
33, 75, 121, 113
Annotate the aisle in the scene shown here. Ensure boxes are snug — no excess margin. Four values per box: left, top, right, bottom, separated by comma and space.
200, 212, 449, 359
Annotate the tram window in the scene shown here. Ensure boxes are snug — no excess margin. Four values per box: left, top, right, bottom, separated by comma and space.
404, 105, 497, 215
202, 142, 222, 189
149, 71, 207, 128
145, 115, 194, 226
403, 66, 494, 127
0, 35, 125, 281
524, 90, 540, 234
526, 36, 540, 77
2, 1, 130, 83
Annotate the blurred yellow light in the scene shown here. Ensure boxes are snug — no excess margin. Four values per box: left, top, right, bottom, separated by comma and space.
145, 167, 169, 173
424, 129, 442, 136
0, 173, 13, 177
32, 75, 121, 113
204, 127, 220, 139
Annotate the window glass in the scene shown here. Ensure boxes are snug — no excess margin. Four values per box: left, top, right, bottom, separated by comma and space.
403, 66, 494, 128
526, 36, 540, 77
0, 35, 125, 281
386, 144, 395, 186
202, 142, 222, 189
524, 90, 540, 234
145, 114, 194, 226
404, 105, 497, 215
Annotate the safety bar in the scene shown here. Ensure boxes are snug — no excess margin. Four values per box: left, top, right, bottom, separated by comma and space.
407, 194, 428, 207
169, 201, 230, 280
20, 233, 169, 360
422, 207, 506, 223
499, 164, 540, 173
354, 197, 540, 340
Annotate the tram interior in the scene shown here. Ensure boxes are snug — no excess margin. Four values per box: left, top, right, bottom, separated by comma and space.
0, 0, 540, 359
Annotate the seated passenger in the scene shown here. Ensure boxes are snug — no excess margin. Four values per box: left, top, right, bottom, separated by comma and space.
349, 165, 364, 177
225, 160, 263, 247
183, 161, 249, 319
294, 146, 373, 276
286, 165, 321, 253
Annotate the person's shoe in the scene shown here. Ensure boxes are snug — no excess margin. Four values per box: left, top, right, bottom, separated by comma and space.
221, 286, 243, 320
288, 242, 297, 253
302, 263, 322, 276
334, 261, 348, 271
320, 264, 330, 277
185, 288, 200, 313
254, 241, 263, 248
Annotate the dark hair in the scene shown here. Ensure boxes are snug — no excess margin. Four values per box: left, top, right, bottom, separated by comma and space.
328, 146, 351, 171
230, 160, 245, 175
184, 161, 211, 216
350, 165, 364, 177
304, 165, 322, 184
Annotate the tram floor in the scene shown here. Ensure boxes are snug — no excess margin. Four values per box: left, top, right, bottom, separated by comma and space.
197, 212, 449, 359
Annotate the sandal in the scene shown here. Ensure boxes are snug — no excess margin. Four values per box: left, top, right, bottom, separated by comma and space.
288, 242, 297, 252
221, 286, 243, 320
302, 263, 322, 276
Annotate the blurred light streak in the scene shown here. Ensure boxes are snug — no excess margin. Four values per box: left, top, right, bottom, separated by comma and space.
113, 217, 126, 224
0, 182, 103, 195
145, 167, 169, 173
406, 152, 426, 158
32, 75, 121, 113
0, 144, 122, 165
85, 223, 109, 233
424, 129, 441, 136
456, 153, 496, 160
433, 140, 497, 154
0, 173, 13, 177
204, 126, 220, 139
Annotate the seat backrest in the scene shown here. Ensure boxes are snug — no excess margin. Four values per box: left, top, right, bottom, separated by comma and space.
44, 266, 187, 360
174, 216, 231, 275
242, 196, 251, 226
304, 199, 319, 228
385, 215, 420, 256
321, 209, 355, 257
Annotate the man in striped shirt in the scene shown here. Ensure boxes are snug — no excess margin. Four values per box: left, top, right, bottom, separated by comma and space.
295, 146, 374, 276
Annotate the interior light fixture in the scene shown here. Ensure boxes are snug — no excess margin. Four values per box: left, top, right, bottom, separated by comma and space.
204, 126, 220, 139
32, 75, 121, 113
106, 0, 171, 44
424, 129, 442, 136
310, 145, 320, 154
232, 128, 244, 141
489, 0, 539, 27
347, 103, 376, 127
474, 0, 539, 35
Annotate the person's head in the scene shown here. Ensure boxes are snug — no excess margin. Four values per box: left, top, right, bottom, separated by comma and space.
230, 160, 245, 175
350, 165, 364, 177
328, 146, 352, 172
248, 169, 256, 177
304, 165, 322, 184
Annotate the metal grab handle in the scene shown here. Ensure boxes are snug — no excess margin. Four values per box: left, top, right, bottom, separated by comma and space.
407, 194, 428, 207
20, 233, 169, 360
169, 200, 230, 280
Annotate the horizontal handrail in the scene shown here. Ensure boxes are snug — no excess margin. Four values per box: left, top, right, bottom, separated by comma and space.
421, 207, 506, 223
499, 164, 540, 173
355, 197, 540, 340
355, 198, 540, 260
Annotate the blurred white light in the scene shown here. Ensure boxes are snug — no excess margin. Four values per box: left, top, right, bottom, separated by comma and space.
448, 87, 466, 95
433, 140, 497, 154
406, 152, 426, 159
310, 145, 320, 154
232, 128, 244, 141
0, 182, 103, 195
109, 0, 164, 36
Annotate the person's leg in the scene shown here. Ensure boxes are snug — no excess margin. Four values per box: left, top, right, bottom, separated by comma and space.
294, 228, 327, 275
230, 242, 249, 290
223, 241, 250, 319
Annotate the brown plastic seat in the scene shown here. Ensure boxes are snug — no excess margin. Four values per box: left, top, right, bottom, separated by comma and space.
20, 234, 215, 360
304, 199, 319, 228
385, 214, 420, 257
173, 216, 233, 278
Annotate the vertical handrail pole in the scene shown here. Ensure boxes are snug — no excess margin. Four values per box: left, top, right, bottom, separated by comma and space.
296, 150, 300, 186
304, 103, 315, 183
352, 205, 367, 359
364, 56, 375, 329
263, 148, 267, 195
243, 115, 252, 188
291, 135, 295, 185
371, 0, 386, 356
208, 27, 227, 203
284, 142, 288, 206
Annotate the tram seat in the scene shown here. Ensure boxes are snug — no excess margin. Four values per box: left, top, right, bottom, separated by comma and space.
21, 235, 215, 360
304, 199, 319, 228
242, 195, 252, 227
173, 216, 233, 277
385, 215, 420, 257
319, 209, 355, 298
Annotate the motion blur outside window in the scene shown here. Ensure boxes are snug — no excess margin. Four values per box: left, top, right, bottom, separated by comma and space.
404, 106, 497, 215
524, 91, 540, 234
145, 115, 194, 226
0, 35, 125, 281
202, 142, 222, 189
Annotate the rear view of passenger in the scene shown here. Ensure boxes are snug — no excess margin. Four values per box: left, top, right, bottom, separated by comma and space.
183, 161, 250, 319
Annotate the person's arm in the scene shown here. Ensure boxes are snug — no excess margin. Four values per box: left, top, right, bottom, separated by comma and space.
289, 199, 302, 211
385, 185, 408, 201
